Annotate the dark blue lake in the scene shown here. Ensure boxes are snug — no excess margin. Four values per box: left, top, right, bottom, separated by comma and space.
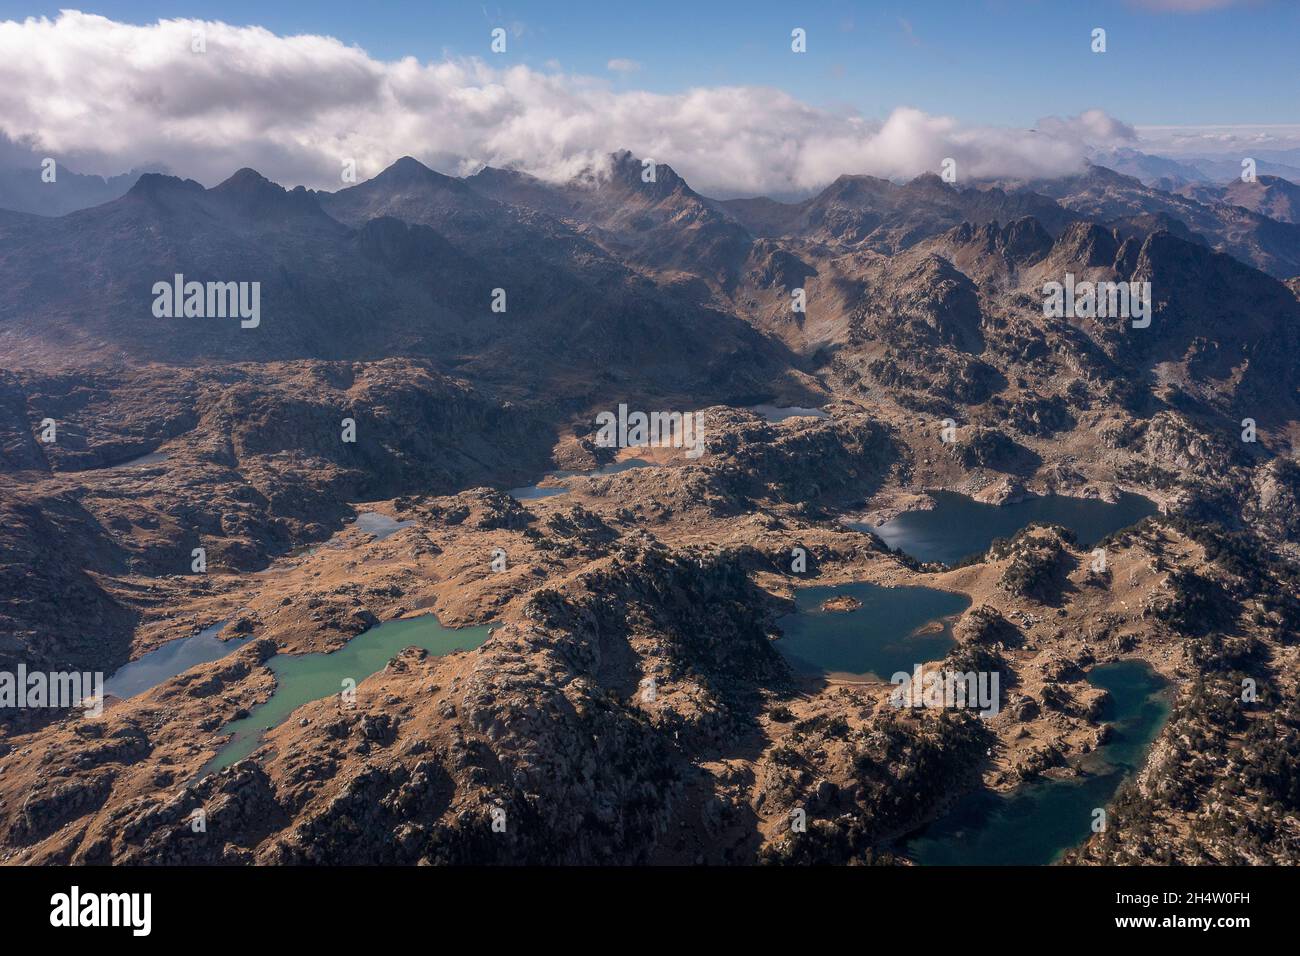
852, 491, 1157, 566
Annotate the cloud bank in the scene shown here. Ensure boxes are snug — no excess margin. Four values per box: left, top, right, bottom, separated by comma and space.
0, 11, 1142, 195
1133, 124, 1300, 158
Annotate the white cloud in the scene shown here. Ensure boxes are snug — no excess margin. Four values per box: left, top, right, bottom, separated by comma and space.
606, 58, 642, 74
1040, 109, 1138, 145
1134, 123, 1300, 157
0, 11, 1138, 196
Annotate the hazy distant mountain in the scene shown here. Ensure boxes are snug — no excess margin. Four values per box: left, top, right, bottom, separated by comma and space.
1177, 155, 1300, 184
1176, 175, 1300, 225
0, 163, 154, 217
1088, 148, 1211, 186
1089, 147, 1300, 188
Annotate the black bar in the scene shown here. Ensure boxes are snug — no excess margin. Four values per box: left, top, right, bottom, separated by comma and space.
0, 865, 1280, 940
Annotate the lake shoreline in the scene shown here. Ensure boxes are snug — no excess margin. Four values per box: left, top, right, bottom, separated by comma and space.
848, 483, 1168, 530
899, 658, 1173, 866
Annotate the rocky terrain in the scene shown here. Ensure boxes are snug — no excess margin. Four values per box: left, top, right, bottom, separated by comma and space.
0, 154, 1296, 865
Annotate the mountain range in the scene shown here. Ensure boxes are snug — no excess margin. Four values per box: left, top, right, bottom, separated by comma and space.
0, 147, 1297, 867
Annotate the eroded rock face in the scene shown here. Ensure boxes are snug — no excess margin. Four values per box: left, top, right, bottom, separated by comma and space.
1140, 412, 1236, 478
1250, 458, 1300, 542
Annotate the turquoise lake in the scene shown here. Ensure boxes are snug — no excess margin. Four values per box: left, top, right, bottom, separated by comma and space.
776, 582, 971, 680
902, 659, 1172, 865
199, 614, 492, 776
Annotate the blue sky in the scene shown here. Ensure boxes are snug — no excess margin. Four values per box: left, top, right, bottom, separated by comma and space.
2, 0, 1296, 127
1, 2, 1296, 192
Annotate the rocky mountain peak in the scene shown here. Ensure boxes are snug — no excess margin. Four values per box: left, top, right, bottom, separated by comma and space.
373, 155, 464, 191
1051, 220, 1122, 268
606, 149, 688, 197
1001, 216, 1054, 261
209, 167, 326, 220
905, 171, 953, 193
125, 172, 206, 201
